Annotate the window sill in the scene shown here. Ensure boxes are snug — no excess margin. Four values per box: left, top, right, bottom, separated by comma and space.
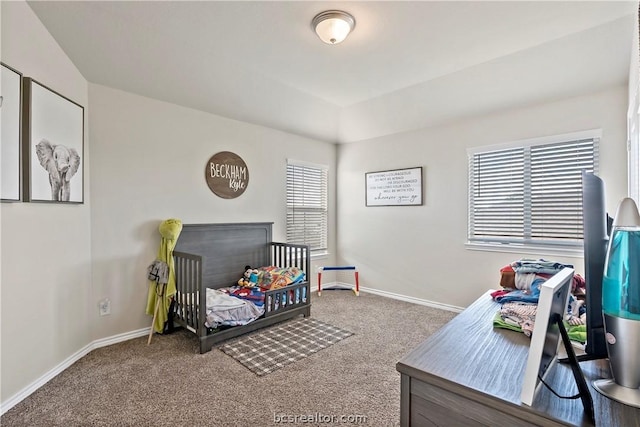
465, 242, 583, 258
311, 252, 329, 261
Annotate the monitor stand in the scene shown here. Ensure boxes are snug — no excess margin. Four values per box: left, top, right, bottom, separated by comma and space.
572, 331, 607, 363
554, 314, 595, 422
574, 353, 606, 362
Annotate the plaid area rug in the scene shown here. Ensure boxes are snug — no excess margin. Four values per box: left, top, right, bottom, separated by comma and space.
219, 318, 353, 376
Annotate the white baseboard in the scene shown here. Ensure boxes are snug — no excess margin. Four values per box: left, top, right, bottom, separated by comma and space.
359, 287, 464, 312
1, 327, 150, 415
92, 327, 149, 349
316, 282, 464, 313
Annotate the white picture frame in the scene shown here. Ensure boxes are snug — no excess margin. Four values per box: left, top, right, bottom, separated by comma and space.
22, 78, 84, 203
365, 167, 423, 207
1, 63, 22, 201
521, 268, 574, 406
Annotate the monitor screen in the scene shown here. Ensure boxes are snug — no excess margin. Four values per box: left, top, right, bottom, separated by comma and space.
581, 171, 610, 359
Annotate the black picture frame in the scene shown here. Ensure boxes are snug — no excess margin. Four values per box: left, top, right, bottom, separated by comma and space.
1, 63, 23, 202
365, 167, 423, 206
22, 78, 84, 203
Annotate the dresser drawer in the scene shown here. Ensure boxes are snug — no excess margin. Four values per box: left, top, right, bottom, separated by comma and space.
410, 379, 544, 427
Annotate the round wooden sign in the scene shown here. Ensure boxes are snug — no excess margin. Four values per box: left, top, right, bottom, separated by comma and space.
204, 151, 249, 199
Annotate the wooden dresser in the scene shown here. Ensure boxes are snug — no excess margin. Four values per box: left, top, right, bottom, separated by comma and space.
396, 291, 640, 426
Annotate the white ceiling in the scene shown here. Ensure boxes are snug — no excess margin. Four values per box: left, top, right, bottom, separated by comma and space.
27, 1, 638, 143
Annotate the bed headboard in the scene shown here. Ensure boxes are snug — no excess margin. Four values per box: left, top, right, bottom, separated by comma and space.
175, 222, 273, 288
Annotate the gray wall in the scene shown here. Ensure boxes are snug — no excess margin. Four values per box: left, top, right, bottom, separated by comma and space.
337, 86, 628, 308
1, 0, 91, 403
88, 84, 337, 341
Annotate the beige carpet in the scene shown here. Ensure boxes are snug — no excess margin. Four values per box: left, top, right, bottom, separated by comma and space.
1, 291, 457, 427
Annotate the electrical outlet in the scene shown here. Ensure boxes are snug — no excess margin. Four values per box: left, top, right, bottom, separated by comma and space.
99, 298, 111, 316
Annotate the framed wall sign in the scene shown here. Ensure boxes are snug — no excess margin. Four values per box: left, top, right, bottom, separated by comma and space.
205, 151, 249, 199
365, 167, 423, 207
1, 63, 22, 201
22, 78, 84, 203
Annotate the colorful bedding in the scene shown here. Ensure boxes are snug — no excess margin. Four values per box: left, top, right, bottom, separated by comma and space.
255, 266, 305, 290
205, 288, 264, 329
225, 286, 265, 306
203, 265, 305, 329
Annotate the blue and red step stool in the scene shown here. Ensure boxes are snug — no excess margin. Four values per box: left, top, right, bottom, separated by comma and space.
317, 266, 359, 296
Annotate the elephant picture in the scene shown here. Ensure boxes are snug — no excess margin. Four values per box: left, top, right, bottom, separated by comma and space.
24, 78, 84, 203
35, 139, 81, 202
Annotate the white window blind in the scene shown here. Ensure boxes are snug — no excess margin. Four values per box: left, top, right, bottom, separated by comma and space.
286, 160, 328, 254
468, 135, 599, 248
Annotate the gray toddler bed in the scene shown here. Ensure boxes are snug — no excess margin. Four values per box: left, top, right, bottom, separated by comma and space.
172, 222, 311, 354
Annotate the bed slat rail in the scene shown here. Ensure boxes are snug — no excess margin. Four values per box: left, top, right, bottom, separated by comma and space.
270, 242, 310, 277
173, 251, 202, 333
264, 242, 311, 318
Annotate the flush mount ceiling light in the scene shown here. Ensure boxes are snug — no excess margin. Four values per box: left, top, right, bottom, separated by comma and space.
312, 10, 355, 45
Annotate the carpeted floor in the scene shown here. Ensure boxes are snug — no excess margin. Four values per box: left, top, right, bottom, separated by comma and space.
1, 291, 457, 427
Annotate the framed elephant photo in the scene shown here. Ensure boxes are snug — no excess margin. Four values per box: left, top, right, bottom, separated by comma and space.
22, 78, 84, 203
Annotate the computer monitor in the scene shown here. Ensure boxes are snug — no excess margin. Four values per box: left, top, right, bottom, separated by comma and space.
581, 171, 612, 360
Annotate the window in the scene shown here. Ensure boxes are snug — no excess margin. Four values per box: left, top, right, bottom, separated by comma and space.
468, 131, 600, 249
286, 160, 328, 255
629, 90, 640, 205
630, 115, 639, 205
